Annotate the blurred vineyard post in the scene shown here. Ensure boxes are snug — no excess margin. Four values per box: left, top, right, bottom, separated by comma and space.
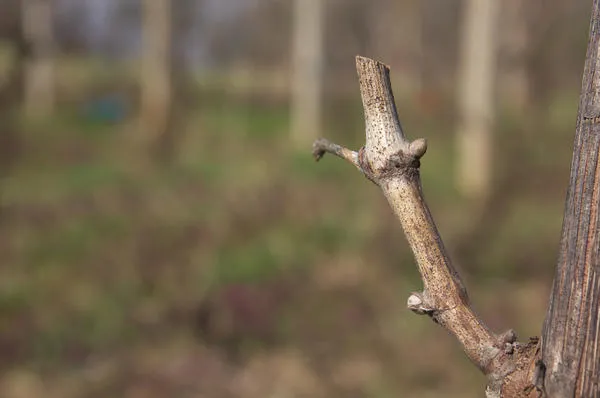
455, 0, 499, 201
405, 0, 423, 96
21, 0, 55, 119
140, 0, 173, 160
500, 0, 530, 113
291, 0, 324, 148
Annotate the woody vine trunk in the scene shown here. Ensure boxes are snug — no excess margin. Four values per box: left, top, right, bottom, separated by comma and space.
539, 0, 600, 395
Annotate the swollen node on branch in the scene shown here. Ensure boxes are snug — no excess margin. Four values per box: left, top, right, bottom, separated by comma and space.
407, 292, 433, 315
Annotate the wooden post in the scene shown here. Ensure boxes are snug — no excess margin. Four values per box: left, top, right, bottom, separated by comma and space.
22, 0, 55, 119
290, 0, 324, 148
455, 0, 499, 200
140, 0, 172, 156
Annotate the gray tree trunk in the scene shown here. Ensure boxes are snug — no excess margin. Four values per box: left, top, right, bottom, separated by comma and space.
291, 0, 324, 148
455, 0, 499, 200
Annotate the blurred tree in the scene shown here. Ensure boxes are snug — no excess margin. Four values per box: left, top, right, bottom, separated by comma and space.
0, 1, 24, 220
0, 0, 26, 107
498, 0, 530, 113
21, 0, 55, 119
523, 0, 584, 114
291, 0, 324, 148
401, 0, 424, 96
419, 0, 461, 104
203, 1, 288, 71
140, 0, 173, 160
323, 0, 377, 94
455, 0, 499, 200
164, 0, 197, 161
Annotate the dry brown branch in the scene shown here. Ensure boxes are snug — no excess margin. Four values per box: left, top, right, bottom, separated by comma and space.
313, 56, 538, 397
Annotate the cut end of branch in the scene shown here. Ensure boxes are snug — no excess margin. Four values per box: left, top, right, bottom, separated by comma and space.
355, 55, 390, 73
311, 138, 360, 169
312, 138, 329, 161
355, 56, 406, 172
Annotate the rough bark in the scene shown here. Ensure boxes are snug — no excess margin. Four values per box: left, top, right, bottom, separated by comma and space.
290, 0, 324, 147
312, 56, 538, 397
455, 0, 499, 200
540, 1, 600, 395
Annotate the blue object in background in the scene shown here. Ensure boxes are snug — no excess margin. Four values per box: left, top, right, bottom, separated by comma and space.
83, 93, 130, 124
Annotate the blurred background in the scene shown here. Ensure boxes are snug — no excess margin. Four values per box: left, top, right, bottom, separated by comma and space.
0, 0, 591, 397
